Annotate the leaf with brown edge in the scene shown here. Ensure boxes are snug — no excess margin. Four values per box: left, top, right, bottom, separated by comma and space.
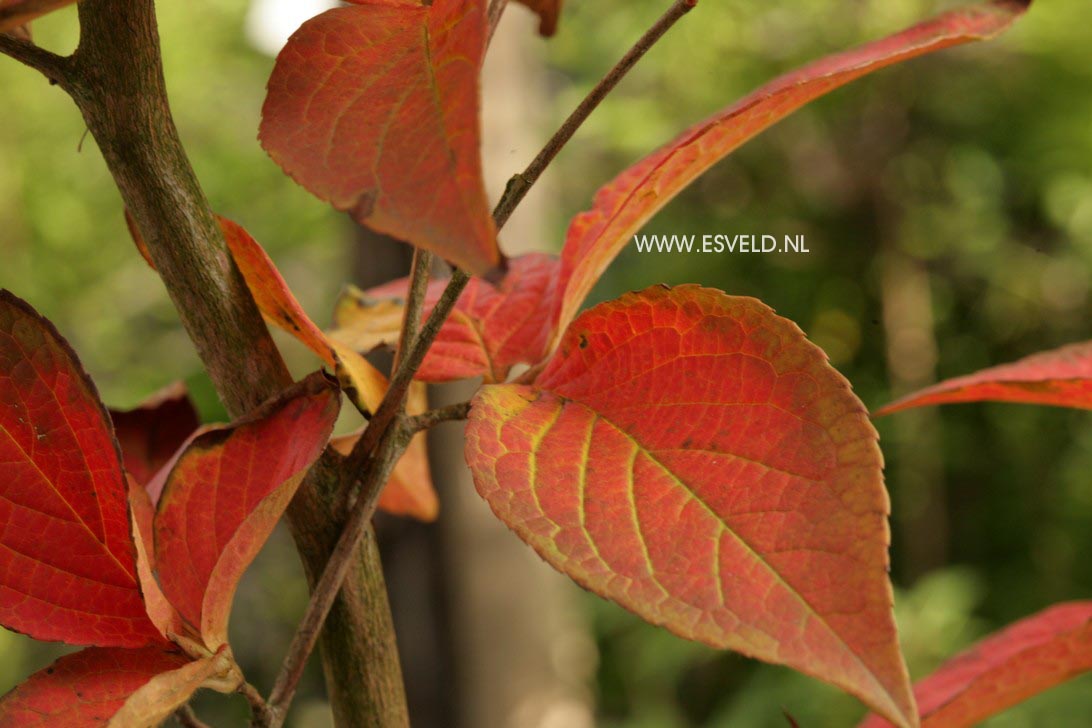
260, 0, 501, 275
465, 285, 915, 727
0, 646, 215, 728
154, 372, 340, 647
876, 340, 1092, 415
554, 0, 1031, 337
329, 287, 406, 355
109, 382, 200, 488
126, 475, 185, 643
332, 381, 438, 521
0, 291, 162, 648
860, 602, 1092, 728
0, 0, 74, 33
514, 0, 563, 36
356, 253, 561, 383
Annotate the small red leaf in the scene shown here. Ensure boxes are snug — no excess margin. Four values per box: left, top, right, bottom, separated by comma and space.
0, 0, 74, 32
465, 285, 914, 726
555, 0, 1030, 336
358, 254, 561, 382
155, 373, 340, 646
0, 646, 200, 728
877, 341, 1092, 415
860, 602, 1092, 728
260, 0, 501, 275
0, 292, 161, 647
514, 0, 562, 36
109, 382, 200, 487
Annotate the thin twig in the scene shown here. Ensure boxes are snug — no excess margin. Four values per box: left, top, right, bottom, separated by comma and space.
492, 0, 699, 229
405, 401, 472, 434
264, 420, 411, 728
239, 681, 274, 727
175, 705, 212, 728
486, 0, 511, 43
392, 248, 433, 373
0, 33, 70, 82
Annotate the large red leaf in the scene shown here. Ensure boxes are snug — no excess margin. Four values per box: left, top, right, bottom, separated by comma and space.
0, 0, 75, 32
154, 373, 340, 646
465, 285, 915, 726
861, 602, 1092, 728
356, 253, 561, 383
260, 0, 501, 275
109, 382, 200, 487
0, 291, 161, 647
877, 341, 1092, 415
554, 0, 1030, 336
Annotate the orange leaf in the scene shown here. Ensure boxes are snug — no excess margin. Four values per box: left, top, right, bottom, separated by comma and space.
465, 285, 915, 727
126, 475, 186, 643
0, 0, 74, 32
332, 381, 438, 521
260, 0, 501, 275
357, 253, 561, 383
0, 646, 213, 728
514, 0, 562, 36
860, 602, 1092, 728
0, 291, 161, 648
109, 382, 200, 487
876, 340, 1092, 415
154, 373, 340, 647
554, 0, 1031, 337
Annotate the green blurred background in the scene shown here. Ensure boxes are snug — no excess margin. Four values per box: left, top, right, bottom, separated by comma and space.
1, 0, 1090, 726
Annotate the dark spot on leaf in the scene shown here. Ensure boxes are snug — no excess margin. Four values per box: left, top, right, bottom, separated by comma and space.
578, 333, 589, 350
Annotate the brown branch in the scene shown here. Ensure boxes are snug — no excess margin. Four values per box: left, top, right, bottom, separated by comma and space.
486, 0, 511, 43
492, 0, 699, 229
240, 681, 274, 727
175, 705, 212, 728
0, 32, 70, 82
391, 248, 433, 373
265, 420, 413, 728
405, 401, 472, 434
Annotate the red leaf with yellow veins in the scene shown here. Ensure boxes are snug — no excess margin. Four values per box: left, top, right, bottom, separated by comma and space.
260, 0, 501, 275
109, 382, 200, 488
358, 253, 561, 382
155, 373, 340, 646
514, 0, 563, 36
555, 0, 1031, 335
0, 291, 161, 647
0, 0, 74, 33
877, 341, 1092, 415
466, 285, 915, 727
0, 646, 208, 728
332, 381, 438, 521
861, 602, 1092, 728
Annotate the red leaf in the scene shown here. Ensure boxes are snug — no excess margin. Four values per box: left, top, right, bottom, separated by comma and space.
465, 285, 915, 726
0, 646, 204, 728
0, 292, 161, 647
0, 0, 74, 32
260, 0, 501, 275
127, 475, 185, 642
877, 341, 1092, 415
356, 254, 561, 383
109, 382, 200, 487
155, 373, 340, 646
554, 0, 1030, 336
860, 602, 1092, 728
514, 0, 562, 36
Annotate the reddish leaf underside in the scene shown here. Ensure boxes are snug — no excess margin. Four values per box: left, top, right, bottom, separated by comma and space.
860, 602, 1092, 728
358, 253, 561, 383
0, 646, 203, 728
0, 292, 161, 647
260, 0, 501, 275
877, 340, 1092, 415
109, 382, 200, 487
514, 0, 563, 36
554, 0, 1031, 338
154, 373, 340, 646
465, 285, 915, 726
0, 0, 74, 33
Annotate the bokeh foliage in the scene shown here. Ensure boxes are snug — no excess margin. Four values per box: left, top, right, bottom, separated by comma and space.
0, 0, 1089, 726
